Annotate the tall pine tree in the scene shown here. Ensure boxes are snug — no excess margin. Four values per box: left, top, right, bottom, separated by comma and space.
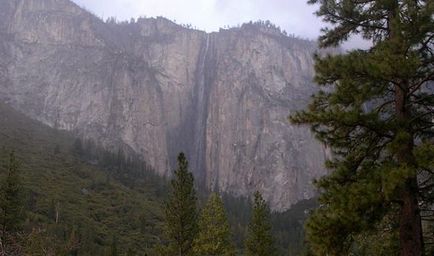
161, 153, 198, 256
0, 151, 24, 247
192, 193, 236, 256
245, 191, 276, 256
291, 1, 434, 255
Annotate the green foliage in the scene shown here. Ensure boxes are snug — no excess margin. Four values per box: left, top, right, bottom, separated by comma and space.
192, 193, 236, 256
245, 191, 276, 256
0, 151, 25, 244
0, 102, 315, 255
271, 199, 317, 256
110, 236, 118, 256
349, 212, 400, 256
223, 193, 316, 255
0, 102, 165, 255
160, 153, 198, 256
221, 192, 252, 252
291, 1, 434, 255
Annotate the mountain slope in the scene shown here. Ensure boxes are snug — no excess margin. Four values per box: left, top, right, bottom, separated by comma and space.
0, 0, 329, 210
0, 101, 317, 255
0, 102, 165, 255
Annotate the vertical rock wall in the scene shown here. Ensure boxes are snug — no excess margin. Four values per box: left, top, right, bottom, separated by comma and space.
0, 0, 329, 210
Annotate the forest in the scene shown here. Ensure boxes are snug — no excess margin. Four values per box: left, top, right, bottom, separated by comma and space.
1, 0, 434, 256
0, 102, 310, 255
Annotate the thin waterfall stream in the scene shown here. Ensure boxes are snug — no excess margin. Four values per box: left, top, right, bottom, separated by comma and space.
193, 34, 211, 184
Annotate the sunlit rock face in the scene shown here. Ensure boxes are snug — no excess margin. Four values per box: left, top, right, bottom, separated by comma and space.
0, 0, 329, 210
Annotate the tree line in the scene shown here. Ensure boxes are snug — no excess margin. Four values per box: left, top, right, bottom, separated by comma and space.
155, 152, 276, 256
0, 150, 277, 255
72, 138, 167, 196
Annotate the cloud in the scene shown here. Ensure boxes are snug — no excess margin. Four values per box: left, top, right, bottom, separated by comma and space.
72, 0, 323, 38
71, 0, 370, 49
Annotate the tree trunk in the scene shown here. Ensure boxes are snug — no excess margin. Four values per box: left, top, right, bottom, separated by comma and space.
395, 84, 424, 256
399, 178, 424, 256
387, 0, 424, 253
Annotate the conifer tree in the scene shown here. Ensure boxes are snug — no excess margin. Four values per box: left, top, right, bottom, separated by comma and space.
192, 193, 236, 256
110, 235, 118, 256
161, 153, 198, 256
245, 191, 276, 256
291, 1, 434, 255
0, 151, 24, 245
126, 248, 135, 256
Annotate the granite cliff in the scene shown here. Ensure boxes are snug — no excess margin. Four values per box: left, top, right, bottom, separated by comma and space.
0, 0, 328, 210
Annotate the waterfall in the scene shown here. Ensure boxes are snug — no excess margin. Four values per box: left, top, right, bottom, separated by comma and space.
192, 34, 211, 184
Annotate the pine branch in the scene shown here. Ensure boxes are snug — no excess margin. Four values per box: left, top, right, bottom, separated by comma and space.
408, 71, 434, 96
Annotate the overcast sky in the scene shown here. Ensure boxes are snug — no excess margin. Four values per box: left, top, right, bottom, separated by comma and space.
71, 0, 369, 49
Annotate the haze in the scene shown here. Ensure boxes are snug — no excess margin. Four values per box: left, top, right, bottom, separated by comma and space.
71, 0, 370, 49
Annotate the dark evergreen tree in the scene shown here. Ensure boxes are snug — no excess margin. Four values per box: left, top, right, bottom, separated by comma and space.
0, 151, 24, 245
291, 1, 434, 255
126, 248, 135, 256
192, 193, 236, 256
72, 138, 83, 156
110, 236, 118, 256
245, 191, 276, 256
161, 153, 198, 256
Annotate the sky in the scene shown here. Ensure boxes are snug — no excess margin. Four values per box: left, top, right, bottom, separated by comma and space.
71, 0, 369, 49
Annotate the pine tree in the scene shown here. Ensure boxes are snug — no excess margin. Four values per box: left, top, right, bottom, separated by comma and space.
110, 235, 118, 256
291, 1, 434, 255
245, 191, 276, 256
192, 193, 236, 256
161, 153, 198, 256
0, 151, 25, 245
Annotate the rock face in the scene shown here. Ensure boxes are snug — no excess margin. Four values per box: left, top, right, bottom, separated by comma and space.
0, 0, 328, 210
